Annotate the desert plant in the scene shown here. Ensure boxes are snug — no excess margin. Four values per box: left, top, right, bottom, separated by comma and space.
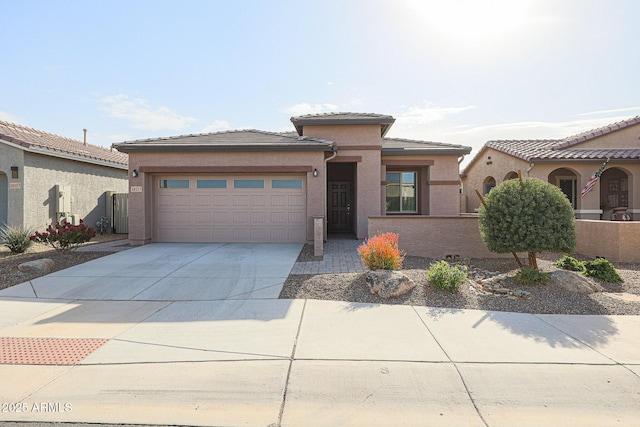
426, 260, 468, 293
478, 177, 576, 270
583, 258, 623, 283
0, 225, 34, 254
516, 267, 550, 286
555, 255, 584, 272
357, 232, 405, 270
30, 220, 96, 252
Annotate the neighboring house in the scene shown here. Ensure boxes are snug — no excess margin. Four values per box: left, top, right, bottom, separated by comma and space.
115, 112, 471, 245
461, 116, 640, 221
0, 121, 129, 230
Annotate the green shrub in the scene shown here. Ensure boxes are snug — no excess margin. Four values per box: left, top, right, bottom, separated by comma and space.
583, 258, 623, 283
516, 267, 550, 286
0, 225, 34, 254
427, 260, 468, 293
30, 220, 96, 252
357, 233, 405, 270
555, 255, 584, 272
478, 177, 576, 269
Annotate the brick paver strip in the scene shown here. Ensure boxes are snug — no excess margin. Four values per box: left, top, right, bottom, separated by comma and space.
0, 337, 110, 365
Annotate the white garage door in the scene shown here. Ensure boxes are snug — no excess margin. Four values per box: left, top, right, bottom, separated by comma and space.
154, 175, 307, 243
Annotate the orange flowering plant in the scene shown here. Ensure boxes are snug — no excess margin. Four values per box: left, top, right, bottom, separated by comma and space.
357, 232, 405, 270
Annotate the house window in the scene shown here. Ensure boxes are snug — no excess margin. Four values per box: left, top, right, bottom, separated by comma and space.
386, 172, 417, 213
234, 179, 264, 189
483, 177, 496, 195
272, 179, 303, 189
159, 179, 189, 189
197, 179, 227, 189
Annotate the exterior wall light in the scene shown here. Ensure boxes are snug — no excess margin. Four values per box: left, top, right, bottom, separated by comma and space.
313, 168, 318, 177
10, 166, 18, 179
132, 169, 139, 178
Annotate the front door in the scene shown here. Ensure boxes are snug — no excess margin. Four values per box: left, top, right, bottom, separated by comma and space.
328, 181, 353, 232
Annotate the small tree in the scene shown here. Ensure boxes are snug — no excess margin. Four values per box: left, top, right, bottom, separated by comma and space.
478, 176, 576, 269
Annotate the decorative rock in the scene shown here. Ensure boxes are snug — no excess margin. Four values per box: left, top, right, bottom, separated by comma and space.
366, 270, 416, 299
549, 270, 598, 294
18, 258, 55, 274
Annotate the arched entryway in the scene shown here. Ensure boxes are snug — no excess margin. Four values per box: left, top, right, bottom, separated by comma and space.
0, 172, 7, 226
600, 167, 631, 220
548, 168, 578, 209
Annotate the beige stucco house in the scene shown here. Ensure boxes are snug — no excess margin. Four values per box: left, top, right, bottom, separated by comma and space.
461, 116, 640, 221
0, 121, 129, 230
115, 113, 471, 246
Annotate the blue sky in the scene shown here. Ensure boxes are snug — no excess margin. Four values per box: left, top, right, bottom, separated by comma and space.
2, 0, 639, 165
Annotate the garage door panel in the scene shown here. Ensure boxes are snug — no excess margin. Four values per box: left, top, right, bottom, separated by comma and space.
288, 195, 304, 206
155, 175, 306, 243
233, 195, 249, 206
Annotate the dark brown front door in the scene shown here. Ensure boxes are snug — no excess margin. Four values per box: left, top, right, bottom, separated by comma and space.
328, 181, 353, 232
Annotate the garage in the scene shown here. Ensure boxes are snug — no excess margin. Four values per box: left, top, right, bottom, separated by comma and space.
154, 174, 307, 243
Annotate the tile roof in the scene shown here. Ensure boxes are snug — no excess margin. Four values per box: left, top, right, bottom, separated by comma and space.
115, 129, 335, 153
461, 115, 640, 176
0, 120, 128, 168
554, 115, 640, 149
290, 112, 396, 136
483, 115, 640, 162
383, 137, 472, 155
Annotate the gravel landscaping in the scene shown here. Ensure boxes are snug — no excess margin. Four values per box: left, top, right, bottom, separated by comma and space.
280, 245, 640, 315
0, 234, 127, 292
1, 238, 639, 315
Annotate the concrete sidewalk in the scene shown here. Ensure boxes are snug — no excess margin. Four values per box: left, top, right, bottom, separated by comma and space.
0, 297, 639, 426
0, 244, 639, 426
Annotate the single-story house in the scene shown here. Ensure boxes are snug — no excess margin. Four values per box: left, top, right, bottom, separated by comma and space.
115, 112, 471, 246
0, 120, 129, 230
461, 115, 640, 221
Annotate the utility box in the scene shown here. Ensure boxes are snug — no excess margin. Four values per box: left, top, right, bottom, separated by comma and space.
55, 185, 71, 215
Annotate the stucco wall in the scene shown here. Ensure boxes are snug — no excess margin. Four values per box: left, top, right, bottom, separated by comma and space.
462, 148, 528, 213
127, 150, 326, 245
23, 153, 128, 230
303, 125, 383, 238
576, 220, 640, 262
0, 144, 26, 226
369, 216, 640, 263
368, 215, 510, 259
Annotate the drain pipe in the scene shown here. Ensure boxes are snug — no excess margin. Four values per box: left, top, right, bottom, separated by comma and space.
526, 162, 535, 177
323, 147, 338, 241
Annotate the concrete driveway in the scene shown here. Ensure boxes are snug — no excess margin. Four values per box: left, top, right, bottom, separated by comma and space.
0, 243, 302, 301
1, 243, 639, 426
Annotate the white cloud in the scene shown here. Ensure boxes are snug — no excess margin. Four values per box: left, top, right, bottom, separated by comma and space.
574, 107, 640, 117
283, 102, 339, 116
99, 94, 196, 131
201, 120, 231, 133
394, 104, 477, 128
0, 111, 21, 123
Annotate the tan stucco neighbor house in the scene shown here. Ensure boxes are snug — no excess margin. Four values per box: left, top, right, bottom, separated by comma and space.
115, 113, 471, 246
0, 121, 129, 230
461, 116, 640, 221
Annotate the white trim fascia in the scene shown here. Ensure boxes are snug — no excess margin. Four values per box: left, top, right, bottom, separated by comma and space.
574, 209, 603, 214
0, 138, 127, 170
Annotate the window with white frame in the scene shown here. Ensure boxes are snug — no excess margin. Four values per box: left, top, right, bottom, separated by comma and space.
386, 171, 417, 213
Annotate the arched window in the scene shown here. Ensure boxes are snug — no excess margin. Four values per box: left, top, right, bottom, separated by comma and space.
483, 176, 496, 195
